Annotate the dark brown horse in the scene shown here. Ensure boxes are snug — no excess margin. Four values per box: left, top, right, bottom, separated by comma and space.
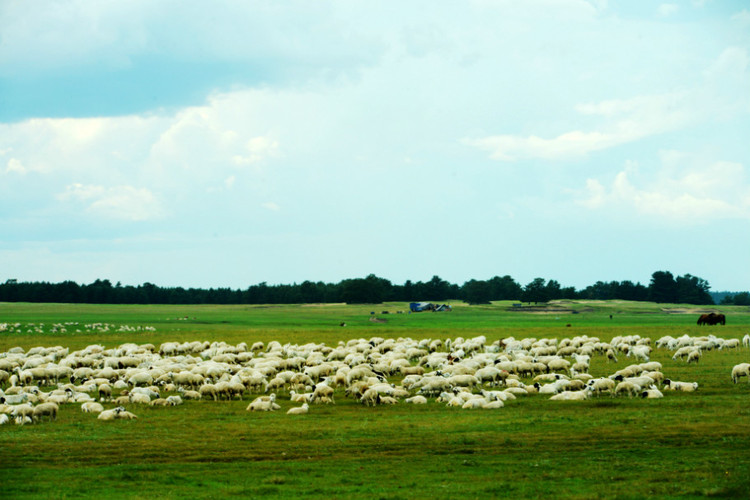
697, 312, 726, 326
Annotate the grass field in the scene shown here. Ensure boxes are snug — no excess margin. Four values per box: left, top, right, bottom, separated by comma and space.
1, 300, 750, 499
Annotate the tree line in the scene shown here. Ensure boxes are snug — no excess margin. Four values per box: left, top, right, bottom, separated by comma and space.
0, 270, 733, 305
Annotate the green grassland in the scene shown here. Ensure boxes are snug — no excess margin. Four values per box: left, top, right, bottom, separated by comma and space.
1, 300, 750, 499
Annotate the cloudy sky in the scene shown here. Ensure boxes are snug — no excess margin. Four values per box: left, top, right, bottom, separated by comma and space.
1, 1, 749, 292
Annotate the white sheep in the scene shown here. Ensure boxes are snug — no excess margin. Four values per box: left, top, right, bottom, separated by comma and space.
246, 394, 279, 411
81, 402, 104, 413
731, 363, 750, 383
286, 403, 309, 415
32, 402, 59, 422
97, 408, 119, 421
404, 395, 428, 404
614, 381, 640, 398
166, 395, 183, 406
0, 414, 8, 425
549, 390, 588, 401
686, 349, 702, 364
641, 386, 663, 399
663, 379, 698, 392
482, 399, 505, 409
743, 334, 750, 348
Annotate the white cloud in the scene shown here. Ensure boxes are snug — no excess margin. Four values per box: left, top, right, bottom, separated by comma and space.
231, 136, 280, 166
261, 202, 280, 211
5, 158, 26, 174
657, 4, 679, 17
464, 41, 750, 163
576, 156, 750, 224
57, 184, 164, 221
463, 91, 694, 161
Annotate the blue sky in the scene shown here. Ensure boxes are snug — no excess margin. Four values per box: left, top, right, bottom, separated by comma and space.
1, 1, 749, 292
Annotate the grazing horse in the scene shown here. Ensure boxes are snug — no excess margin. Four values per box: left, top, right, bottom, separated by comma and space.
697, 312, 726, 326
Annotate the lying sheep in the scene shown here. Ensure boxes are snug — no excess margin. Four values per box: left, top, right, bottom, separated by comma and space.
246, 394, 279, 411
404, 395, 428, 404
97, 408, 120, 421
81, 402, 104, 413
287, 403, 309, 415
641, 386, 663, 399
549, 390, 588, 401
663, 379, 698, 392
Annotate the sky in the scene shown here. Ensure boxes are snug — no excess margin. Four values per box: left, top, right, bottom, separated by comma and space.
1, 0, 749, 292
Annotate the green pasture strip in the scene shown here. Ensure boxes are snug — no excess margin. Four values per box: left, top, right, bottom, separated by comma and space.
3, 397, 749, 499
2, 300, 750, 499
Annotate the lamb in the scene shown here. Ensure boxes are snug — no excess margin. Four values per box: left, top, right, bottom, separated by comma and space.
287, 403, 309, 415
32, 402, 59, 422
731, 363, 750, 384
166, 395, 183, 406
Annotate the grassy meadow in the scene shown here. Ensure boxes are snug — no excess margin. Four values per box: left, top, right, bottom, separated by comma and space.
1, 300, 750, 499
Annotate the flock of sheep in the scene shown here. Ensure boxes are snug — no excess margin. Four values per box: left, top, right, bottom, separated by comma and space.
1, 330, 749, 426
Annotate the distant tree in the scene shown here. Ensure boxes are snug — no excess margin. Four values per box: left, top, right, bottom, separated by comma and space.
488, 275, 522, 300
675, 274, 713, 305
545, 279, 562, 301
420, 275, 453, 301
722, 292, 750, 305
462, 279, 493, 305
648, 271, 678, 303
341, 274, 391, 304
522, 278, 548, 304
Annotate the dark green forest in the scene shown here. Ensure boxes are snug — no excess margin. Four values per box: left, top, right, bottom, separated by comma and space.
0, 270, 741, 305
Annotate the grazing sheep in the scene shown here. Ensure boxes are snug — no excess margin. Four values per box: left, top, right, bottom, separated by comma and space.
731, 363, 750, 384
686, 349, 702, 364
743, 334, 750, 348
12, 403, 35, 420
311, 383, 335, 404
614, 381, 640, 398
606, 349, 618, 363
15, 415, 32, 425
32, 402, 59, 422
0, 414, 8, 425
287, 403, 309, 415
